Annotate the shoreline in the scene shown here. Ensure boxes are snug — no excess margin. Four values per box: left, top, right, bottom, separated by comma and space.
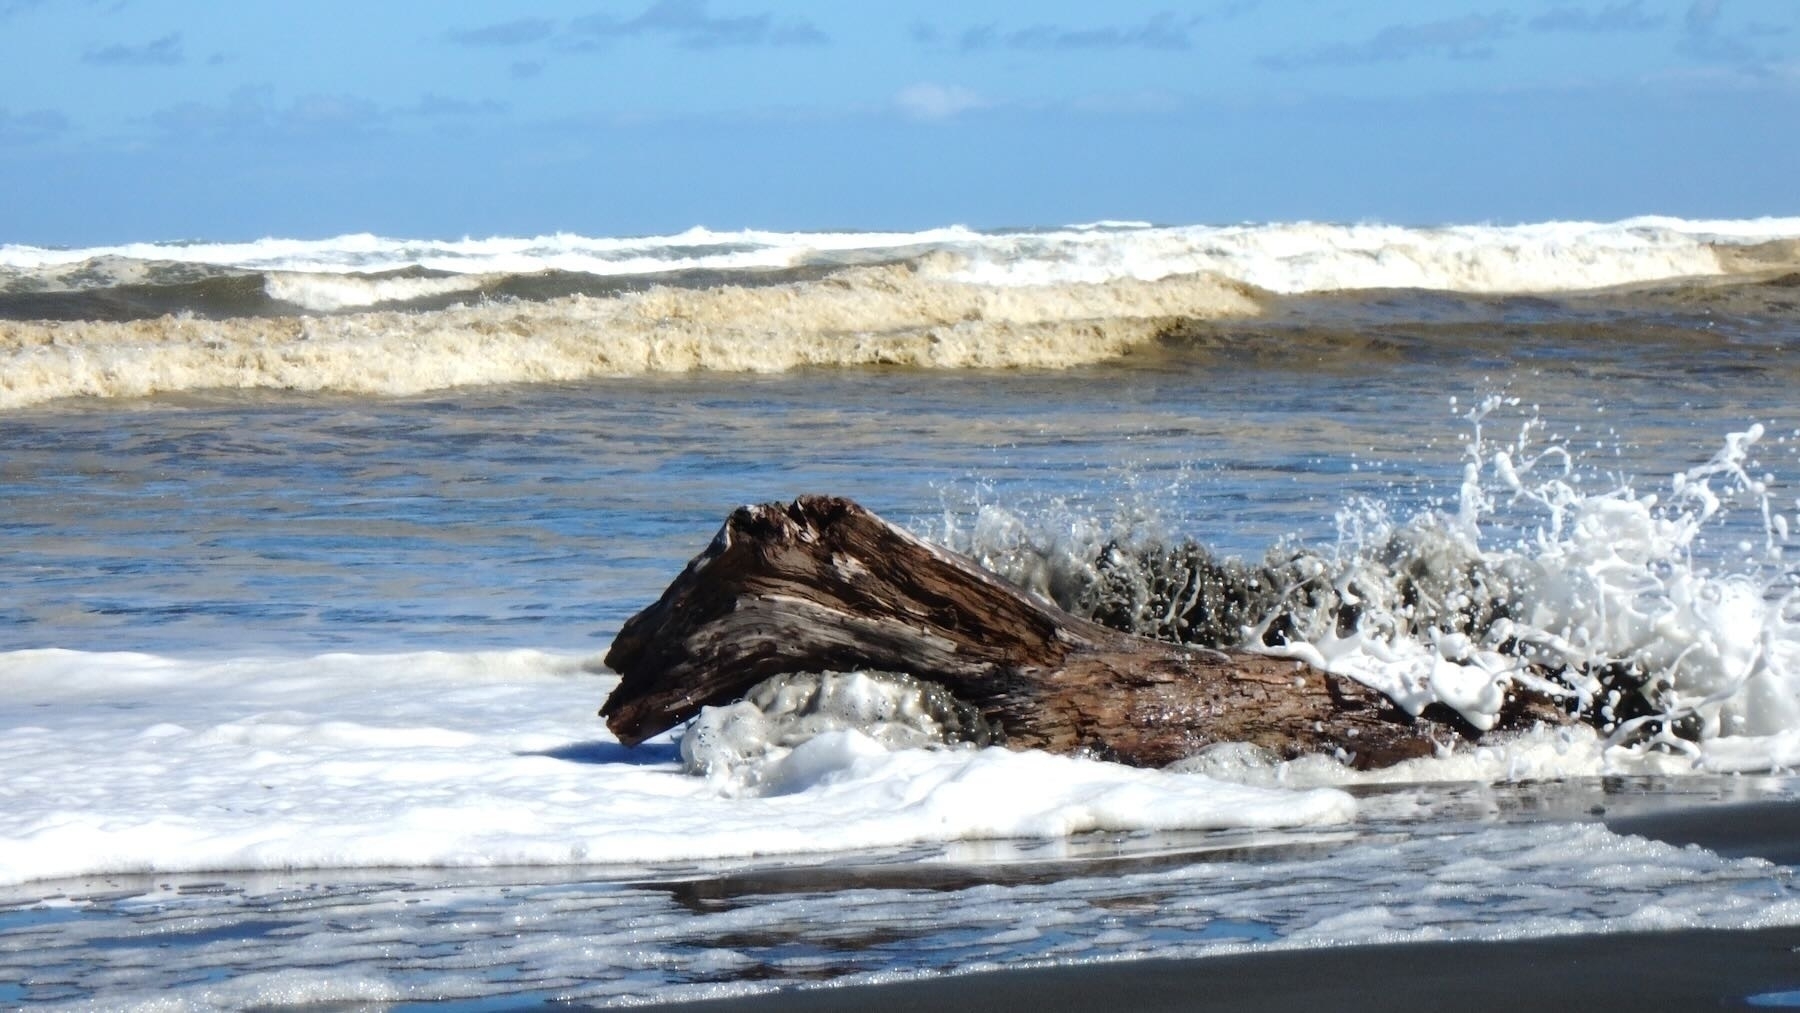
1607, 798, 1800, 865
625, 794, 1800, 1012
637, 925, 1800, 1012
4, 780, 1798, 1008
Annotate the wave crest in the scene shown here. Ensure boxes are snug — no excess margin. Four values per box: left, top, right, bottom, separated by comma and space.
0, 264, 1261, 408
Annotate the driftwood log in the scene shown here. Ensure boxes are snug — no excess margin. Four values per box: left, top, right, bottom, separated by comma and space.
601, 495, 1565, 769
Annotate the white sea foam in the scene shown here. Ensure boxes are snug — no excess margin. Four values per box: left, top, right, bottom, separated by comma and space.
6, 814, 1793, 1011
1176, 724, 1688, 788
0, 225, 986, 277
935, 218, 1800, 292
3, 216, 1795, 293
0, 648, 1351, 888
681, 670, 997, 791
260, 270, 496, 312
15, 646, 1786, 1009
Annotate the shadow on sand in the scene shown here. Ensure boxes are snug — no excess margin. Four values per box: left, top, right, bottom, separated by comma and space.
518, 739, 681, 766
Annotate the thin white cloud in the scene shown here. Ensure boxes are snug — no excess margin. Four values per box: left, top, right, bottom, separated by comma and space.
893, 82, 985, 121
1685, 0, 1725, 36
571, 0, 827, 49
411, 94, 508, 118
3, 0, 124, 20
1261, 13, 1514, 69
150, 86, 387, 141
444, 18, 556, 48
1680, 0, 1757, 62
958, 13, 1196, 52
0, 106, 68, 144
82, 31, 183, 67
1530, 1, 1664, 34
915, 3, 1256, 53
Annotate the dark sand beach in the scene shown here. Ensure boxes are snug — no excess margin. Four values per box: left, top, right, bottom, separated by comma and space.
630, 798, 1800, 1012
643, 925, 1800, 1012
5, 761, 1798, 1008
1608, 800, 1800, 866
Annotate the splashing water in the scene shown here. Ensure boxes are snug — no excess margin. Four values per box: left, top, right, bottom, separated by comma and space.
680, 671, 1000, 793
940, 400, 1800, 773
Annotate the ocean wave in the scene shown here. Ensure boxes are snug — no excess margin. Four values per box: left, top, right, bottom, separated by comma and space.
4, 216, 1799, 407
0, 224, 987, 278
261, 269, 499, 312
0, 264, 1261, 408
937, 219, 1776, 292
6, 216, 1798, 296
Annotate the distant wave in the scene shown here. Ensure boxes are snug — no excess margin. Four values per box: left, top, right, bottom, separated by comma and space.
0, 225, 985, 280
0, 264, 1261, 409
2, 216, 1799, 408
261, 270, 497, 312
6, 216, 1798, 297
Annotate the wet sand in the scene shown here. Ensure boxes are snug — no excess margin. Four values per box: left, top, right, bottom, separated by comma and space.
1607, 799, 1800, 865
11, 783, 1797, 1008
633, 798, 1800, 1012
640, 926, 1800, 1012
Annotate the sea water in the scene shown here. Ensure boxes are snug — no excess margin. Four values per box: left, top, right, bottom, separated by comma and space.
4, 218, 1800, 1007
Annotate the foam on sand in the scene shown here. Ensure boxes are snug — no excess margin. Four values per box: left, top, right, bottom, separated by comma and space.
0, 648, 1352, 888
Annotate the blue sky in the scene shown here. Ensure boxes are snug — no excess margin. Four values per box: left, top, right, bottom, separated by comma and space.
1, 0, 1796, 243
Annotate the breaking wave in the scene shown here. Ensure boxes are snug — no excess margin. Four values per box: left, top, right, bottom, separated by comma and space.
3, 216, 1799, 408
0, 265, 1261, 409
938, 402, 1800, 775
6, 216, 1798, 297
260, 270, 499, 312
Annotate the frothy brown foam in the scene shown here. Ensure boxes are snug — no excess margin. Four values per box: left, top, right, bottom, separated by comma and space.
1713, 238, 1800, 275
0, 264, 1263, 408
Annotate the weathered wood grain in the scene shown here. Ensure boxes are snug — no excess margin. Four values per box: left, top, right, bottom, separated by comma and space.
601, 495, 1565, 769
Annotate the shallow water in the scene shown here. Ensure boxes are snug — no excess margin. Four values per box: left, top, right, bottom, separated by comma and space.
4, 319, 1793, 657
4, 777, 1796, 1009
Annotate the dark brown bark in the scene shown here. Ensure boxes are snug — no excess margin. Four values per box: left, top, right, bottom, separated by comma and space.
601, 495, 1566, 769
